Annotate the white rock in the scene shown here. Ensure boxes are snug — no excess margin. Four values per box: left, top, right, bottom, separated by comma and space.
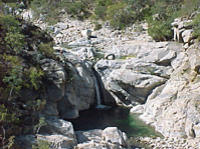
102, 127, 128, 147
130, 105, 144, 114
182, 29, 193, 43
81, 29, 92, 38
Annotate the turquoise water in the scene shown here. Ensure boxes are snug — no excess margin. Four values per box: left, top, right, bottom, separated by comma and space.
69, 106, 161, 138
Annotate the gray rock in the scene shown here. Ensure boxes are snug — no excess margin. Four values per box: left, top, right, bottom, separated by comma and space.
75, 127, 129, 149
55, 22, 69, 30
68, 39, 92, 47
95, 58, 167, 107
76, 129, 103, 144
130, 105, 144, 114
81, 29, 92, 39
109, 69, 166, 106
193, 123, 200, 138
102, 127, 128, 147
75, 141, 126, 149
42, 118, 76, 139
71, 47, 95, 60
21, 9, 33, 21
37, 118, 77, 149
43, 102, 59, 116
37, 134, 76, 149
40, 59, 66, 88
171, 52, 187, 69
182, 29, 193, 43
16, 135, 36, 149
140, 42, 200, 139
56, 51, 96, 119
122, 59, 173, 78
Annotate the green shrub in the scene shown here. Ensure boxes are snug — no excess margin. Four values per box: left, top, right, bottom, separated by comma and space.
24, 67, 44, 90
0, 104, 19, 124
38, 43, 55, 58
5, 31, 25, 53
106, 2, 135, 29
93, 0, 113, 20
176, 0, 200, 17
147, 18, 173, 41
34, 116, 47, 134
0, 14, 20, 29
30, 0, 92, 23
94, 5, 107, 20
32, 140, 50, 149
146, 0, 183, 41
29, 0, 153, 29
0, 14, 25, 53
126, 0, 152, 20
190, 14, 200, 40
3, 65, 23, 94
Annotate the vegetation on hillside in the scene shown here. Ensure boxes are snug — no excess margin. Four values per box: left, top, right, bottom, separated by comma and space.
28, 0, 200, 40
147, 0, 200, 41
0, 2, 55, 148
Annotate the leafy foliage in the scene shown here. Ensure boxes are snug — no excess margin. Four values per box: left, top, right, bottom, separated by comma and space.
190, 14, 200, 40
106, 2, 135, 29
32, 140, 50, 149
0, 104, 19, 124
38, 43, 55, 59
147, 18, 173, 41
0, 14, 25, 53
0, 11, 50, 148
29, 0, 152, 28
34, 116, 47, 134
147, 0, 200, 41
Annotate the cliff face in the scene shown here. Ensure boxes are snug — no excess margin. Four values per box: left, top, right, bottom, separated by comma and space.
140, 42, 200, 139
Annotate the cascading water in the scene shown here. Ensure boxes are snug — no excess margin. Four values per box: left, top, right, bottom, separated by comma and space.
94, 76, 101, 105
93, 76, 107, 109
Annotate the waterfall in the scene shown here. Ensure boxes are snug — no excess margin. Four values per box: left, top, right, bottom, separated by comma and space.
94, 76, 101, 105
93, 73, 108, 109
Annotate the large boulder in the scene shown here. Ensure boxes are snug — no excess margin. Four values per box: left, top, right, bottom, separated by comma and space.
37, 51, 96, 119
95, 59, 168, 107
55, 50, 96, 119
75, 127, 129, 149
40, 58, 66, 102
37, 118, 77, 149
37, 134, 76, 149
102, 127, 128, 147
95, 41, 181, 107
182, 29, 193, 43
